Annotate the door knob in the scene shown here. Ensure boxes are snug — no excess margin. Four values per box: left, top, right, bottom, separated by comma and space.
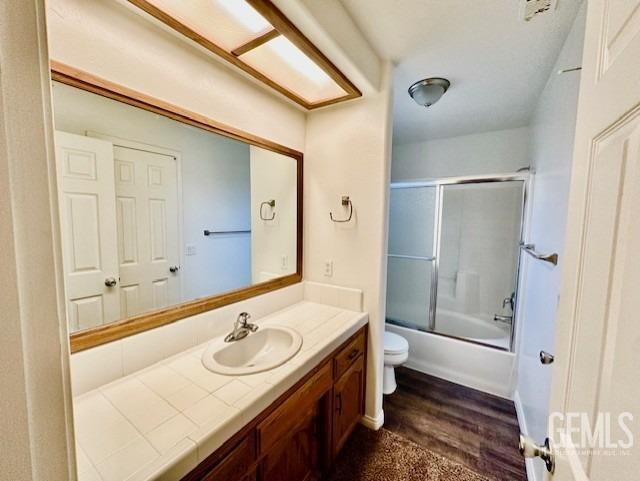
104, 277, 117, 287
519, 435, 555, 473
540, 351, 555, 365
169, 265, 180, 273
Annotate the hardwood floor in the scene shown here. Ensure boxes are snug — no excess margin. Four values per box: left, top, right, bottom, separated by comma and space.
383, 367, 527, 481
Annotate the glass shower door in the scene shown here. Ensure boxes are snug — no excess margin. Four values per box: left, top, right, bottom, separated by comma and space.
385, 186, 437, 331
433, 181, 524, 349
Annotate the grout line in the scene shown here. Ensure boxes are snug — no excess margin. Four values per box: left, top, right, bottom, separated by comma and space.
76, 443, 105, 481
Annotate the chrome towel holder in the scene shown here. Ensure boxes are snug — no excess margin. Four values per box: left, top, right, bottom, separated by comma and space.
520, 243, 558, 266
330, 195, 353, 223
260, 199, 276, 221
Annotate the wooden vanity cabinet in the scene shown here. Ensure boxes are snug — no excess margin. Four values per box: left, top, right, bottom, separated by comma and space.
183, 326, 367, 481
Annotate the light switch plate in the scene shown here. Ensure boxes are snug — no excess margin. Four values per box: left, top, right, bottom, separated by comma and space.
185, 244, 197, 256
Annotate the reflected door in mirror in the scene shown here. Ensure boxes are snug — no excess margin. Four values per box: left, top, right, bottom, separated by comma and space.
113, 145, 180, 317
55, 132, 121, 331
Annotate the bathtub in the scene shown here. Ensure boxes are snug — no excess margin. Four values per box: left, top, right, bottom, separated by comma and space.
434, 309, 510, 349
386, 321, 516, 398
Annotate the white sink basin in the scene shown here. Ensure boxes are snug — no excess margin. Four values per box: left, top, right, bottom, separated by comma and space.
202, 326, 302, 375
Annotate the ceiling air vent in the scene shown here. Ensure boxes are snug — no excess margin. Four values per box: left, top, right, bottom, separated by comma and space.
520, 0, 557, 21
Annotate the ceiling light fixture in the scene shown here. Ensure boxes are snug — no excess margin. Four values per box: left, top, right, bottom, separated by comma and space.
268, 36, 331, 85
408, 78, 450, 107
216, 0, 271, 33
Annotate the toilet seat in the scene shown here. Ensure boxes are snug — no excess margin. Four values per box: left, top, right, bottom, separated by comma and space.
384, 331, 408, 355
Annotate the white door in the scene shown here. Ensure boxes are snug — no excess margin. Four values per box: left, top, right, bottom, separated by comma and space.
546, 1, 640, 479
54, 131, 120, 331
113, 145, 180, 317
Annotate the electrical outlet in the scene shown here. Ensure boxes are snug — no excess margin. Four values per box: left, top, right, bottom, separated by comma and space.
323, 260, 333, 277
281, 255, 288, 270
185, 244, 197, 256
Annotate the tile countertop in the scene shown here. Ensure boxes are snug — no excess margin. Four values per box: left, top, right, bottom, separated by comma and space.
74, 301, 368, 481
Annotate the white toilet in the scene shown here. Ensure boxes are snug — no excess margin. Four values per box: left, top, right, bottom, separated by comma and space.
383, 331, 409, 395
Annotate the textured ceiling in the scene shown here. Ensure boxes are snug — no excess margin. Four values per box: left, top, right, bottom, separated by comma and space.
339, 0, 583, 144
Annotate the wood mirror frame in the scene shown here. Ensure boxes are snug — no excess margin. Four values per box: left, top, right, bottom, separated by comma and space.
51, 62, 303, 353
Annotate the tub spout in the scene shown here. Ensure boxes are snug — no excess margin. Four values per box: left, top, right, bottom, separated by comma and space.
493, 314, 512, 324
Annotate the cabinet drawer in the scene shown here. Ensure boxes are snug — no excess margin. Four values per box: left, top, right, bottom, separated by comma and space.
333, 329, 365, 380
257, 362, 332, 454
200, 433, 255, 481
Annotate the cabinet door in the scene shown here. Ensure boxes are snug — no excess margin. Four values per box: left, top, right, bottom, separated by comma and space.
332, 355, 365, 454
259, 405, 320, 481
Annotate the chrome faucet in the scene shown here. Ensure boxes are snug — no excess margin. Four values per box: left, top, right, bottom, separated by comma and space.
224, 312, 258, 342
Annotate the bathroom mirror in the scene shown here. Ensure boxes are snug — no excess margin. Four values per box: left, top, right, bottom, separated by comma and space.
50, 65, 302, 352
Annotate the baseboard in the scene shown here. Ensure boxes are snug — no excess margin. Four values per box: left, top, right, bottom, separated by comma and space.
405, 358, 511, 399
361, 409, 384, 430
514, 390, 537, 481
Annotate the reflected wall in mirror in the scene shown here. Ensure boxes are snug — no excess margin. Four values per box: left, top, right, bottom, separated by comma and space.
51, 80, 299, 336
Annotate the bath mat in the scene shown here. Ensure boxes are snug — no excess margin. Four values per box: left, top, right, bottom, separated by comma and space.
327, 425, 491, 481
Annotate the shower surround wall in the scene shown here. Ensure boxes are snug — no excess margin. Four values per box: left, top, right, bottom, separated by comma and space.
392, 127, 530, 181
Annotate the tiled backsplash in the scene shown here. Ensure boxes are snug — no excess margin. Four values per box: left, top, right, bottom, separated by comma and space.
70, 282, 363, 396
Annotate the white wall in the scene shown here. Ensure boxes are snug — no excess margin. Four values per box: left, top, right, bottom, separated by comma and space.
51, 83, 253, 301
392, 126, 530, 181
0, 1, 75, 479
250, 146, 298, 282
304, 65, 393, 427
514, 5, 586, 481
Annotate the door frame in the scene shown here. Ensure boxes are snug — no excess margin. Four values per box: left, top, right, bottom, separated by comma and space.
87, 132, 186, 303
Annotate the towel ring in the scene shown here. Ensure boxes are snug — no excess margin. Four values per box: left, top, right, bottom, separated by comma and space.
260, 200, 276, 221
330, 196, 353, 223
